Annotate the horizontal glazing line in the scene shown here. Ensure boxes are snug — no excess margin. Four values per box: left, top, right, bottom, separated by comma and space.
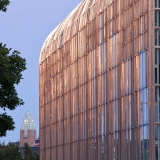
40, 9, 148, 65
47, 48, 148, 80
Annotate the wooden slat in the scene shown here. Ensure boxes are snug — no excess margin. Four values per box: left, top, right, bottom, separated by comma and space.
39, 0, 154, 160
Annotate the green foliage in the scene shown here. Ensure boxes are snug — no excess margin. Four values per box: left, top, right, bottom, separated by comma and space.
24, 143, 39, 160
0, 113, 14, 137
0, 0, 27, 138
0, 142, 22, 160
0, 43, 26, 110
0, 43, 26, 137
0, 143, 39, 160
0, 0, 10, 12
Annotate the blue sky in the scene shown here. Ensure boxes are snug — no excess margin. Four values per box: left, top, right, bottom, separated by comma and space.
0, 0, 82, 143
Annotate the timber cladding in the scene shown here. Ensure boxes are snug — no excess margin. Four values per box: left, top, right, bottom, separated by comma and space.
39, 0, 155, 160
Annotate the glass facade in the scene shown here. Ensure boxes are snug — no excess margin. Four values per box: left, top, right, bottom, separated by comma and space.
155, 1, 160, 159
39, 0, 155, 159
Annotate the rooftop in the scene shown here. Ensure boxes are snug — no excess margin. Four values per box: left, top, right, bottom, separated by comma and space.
39, 0, 107, 63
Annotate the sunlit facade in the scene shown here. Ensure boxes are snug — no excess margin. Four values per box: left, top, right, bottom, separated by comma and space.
39, 0, 157, 159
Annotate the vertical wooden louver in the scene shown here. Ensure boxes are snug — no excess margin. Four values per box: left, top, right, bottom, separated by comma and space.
39, 0, 155, 159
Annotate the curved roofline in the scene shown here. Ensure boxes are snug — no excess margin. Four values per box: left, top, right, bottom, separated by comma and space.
39, 1, 83, 63
39, 0, 101, 64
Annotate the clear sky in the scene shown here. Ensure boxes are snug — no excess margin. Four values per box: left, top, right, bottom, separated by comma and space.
0, 0, 82, 143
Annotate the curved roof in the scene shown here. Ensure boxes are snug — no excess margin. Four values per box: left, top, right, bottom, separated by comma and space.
39, 0, 101, 64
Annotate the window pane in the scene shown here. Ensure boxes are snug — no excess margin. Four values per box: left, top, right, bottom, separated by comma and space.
140, 51, 146, 88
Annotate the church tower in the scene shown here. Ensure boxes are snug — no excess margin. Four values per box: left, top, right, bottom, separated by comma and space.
20, 112, 36, 146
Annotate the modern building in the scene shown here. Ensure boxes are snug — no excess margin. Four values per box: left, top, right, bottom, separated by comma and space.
20, 112, 36, 147
39, 0, 158, 159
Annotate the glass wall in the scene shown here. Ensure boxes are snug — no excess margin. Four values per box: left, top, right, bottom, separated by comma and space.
39, 0, 153, 159
155, 1, 160, 159
155, 0, 160, 160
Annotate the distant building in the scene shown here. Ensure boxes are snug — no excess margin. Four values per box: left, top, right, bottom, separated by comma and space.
20, 112, 36, 147
35, 137, 40, 147
20, 146, 40, 157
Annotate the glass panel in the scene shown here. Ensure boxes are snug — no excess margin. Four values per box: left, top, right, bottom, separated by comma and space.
155, 30, 160, 46
155, 87, 160, 123
155, 49, 160, 84
155, 0, 160, 8
155, 10, 160, 27
140, 51, 146, 89
140, 88, 149, 160
155, 87, 160, 160
156, 68, 158, 84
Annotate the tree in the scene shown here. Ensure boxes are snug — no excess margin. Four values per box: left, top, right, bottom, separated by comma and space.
0, 0, 10, 12
0, 142, 6, 160
0, 0, 26, 137
0, 142, 39, 160
0, 142, 22, 160
24, 143, 39, 160
0, 43, 26, 137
